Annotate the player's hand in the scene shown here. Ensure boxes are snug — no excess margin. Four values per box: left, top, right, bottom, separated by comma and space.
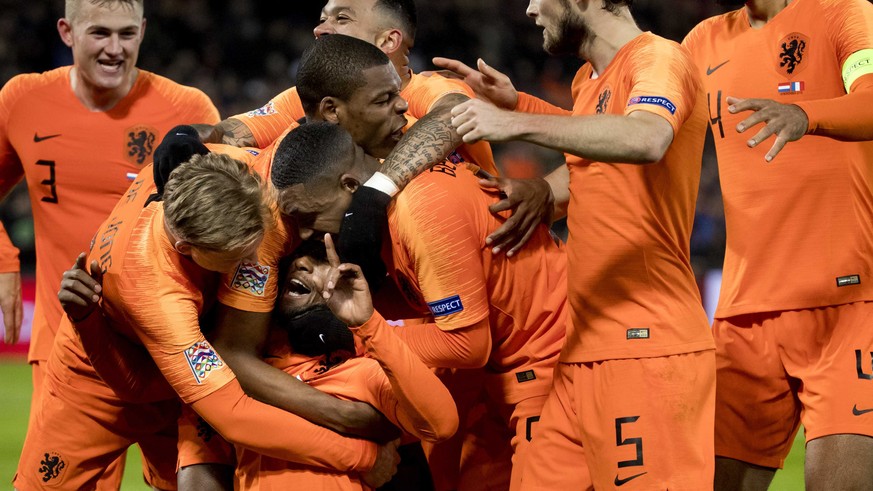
153, 125, 210, 196
361, 438, 401, 488
451, 99, 520, 144
321, 234, 374, 327
0, 271, 22, 344
58, 253, 103, 323
431, 57, 519, 110
728, 96, 809, 162
482, 177, 554, 256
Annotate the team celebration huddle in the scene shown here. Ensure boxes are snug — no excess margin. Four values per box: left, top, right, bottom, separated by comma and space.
1, 0, 871, 489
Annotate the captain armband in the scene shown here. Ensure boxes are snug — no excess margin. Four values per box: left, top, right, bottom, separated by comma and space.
842, 49, 873, 93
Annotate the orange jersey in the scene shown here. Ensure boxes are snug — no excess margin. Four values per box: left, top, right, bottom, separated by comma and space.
683, 0, 873, 318
237, 312, 457, 490
232, 72, 499, 176
0, 66, 219, 362
559, 33, 713, 362
386, 159, 566, 398
207, 125, 303, 314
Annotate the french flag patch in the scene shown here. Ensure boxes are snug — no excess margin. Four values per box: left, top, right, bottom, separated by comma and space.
777, 81, 804, 94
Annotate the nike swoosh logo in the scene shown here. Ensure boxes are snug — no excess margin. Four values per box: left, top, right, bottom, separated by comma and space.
33, 133, 61, 142
319, 333, 326, 344
344, 212, 354, 217
706, 60, 730, 76
853, 404, 873, 416
614, 471, 647, 486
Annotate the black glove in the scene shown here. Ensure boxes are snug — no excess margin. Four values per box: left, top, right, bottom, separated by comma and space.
152, 125, 209, 199
336, 186, 391, 292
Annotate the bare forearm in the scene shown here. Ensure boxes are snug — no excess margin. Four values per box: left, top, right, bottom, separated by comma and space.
508, 112, 671, 164
544, 166, 570, 220
192, 118, 257, 147
380, 94, 466, 188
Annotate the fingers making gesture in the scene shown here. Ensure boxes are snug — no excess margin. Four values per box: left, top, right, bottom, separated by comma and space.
321, 234, 374, 327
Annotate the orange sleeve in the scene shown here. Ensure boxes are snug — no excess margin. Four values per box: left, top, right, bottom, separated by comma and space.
795, 75, 873, 140
0, 74, 26, 199
515, 91, 572, 115
231, 87, 305, 148
624, 41, 700, 136
67, 311, 175, 403
216, 215, 290, 313
391, 179, 490, 331
404, 73, 473, 118
825, 0, 873, 70
352, 311, 459, 443
191, 378, 378, 472
388, 317, 491, 369
0, 222, 19, 272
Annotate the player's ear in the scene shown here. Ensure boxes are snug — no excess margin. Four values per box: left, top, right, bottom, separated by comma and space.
174, 240, 192, 256
375, 29, 403, 55
57, 18, 74, 47
340, 174, 361, 193
319, 97, 341, 124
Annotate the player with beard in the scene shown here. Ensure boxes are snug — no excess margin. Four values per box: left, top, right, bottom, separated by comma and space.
682, 0, 873, 489
434, 0, 716, 489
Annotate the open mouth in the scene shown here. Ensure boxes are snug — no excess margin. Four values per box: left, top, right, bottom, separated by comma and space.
98, 60, 124, 72
287, 278, 312, 296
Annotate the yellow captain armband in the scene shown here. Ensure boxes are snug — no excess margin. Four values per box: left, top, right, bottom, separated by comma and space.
842, 49, 873, 93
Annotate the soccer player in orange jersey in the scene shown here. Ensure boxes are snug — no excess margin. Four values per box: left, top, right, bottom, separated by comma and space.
682, 0, 873, 489
0, 2, 219, 486
14, 128, 405, 490
439, 0, 716, 488
289, 34, 568, 491
196, 0, 498, 184
227, 237, 458, 490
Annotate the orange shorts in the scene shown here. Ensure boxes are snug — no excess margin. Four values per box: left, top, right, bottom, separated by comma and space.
424, 364, 554, 491
520, 351, 716, 491
714, 301, 873, 468
14, 366, 180, 490
177, 403, 235, 470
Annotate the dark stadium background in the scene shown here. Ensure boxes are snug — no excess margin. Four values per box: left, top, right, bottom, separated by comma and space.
0, 1, 802, 488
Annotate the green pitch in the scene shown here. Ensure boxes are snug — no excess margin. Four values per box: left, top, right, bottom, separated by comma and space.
0, 360, 806, 490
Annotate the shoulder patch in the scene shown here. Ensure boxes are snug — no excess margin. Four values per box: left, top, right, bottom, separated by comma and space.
184, 340, 225, 384
427, 295, 464, 317
230, 262, 270, 296
245, 101, 277, 118
627, 96, 676, 115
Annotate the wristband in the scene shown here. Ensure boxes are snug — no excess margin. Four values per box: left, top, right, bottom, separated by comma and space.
363, 172, 399, 197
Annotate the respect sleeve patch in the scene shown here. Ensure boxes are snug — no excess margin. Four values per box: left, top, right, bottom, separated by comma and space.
230, 262, 270, 297
184, 340, 225, 384
627, 96, 676, 115
843, 49, 873, 93
427, 295, 464, 317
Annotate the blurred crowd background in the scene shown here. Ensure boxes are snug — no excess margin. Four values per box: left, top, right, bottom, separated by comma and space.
0, 0, 729, 284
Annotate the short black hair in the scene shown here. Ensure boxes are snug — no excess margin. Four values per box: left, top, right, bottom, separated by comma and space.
603, 0, 632, 13
270, 122, 355, 189
297, 34, 391, 116
374, 0, 417, 39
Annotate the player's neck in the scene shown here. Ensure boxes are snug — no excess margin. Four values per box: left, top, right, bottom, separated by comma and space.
391, 50, 413, 90
581, 12, 642, 76
69, 66, 139, 112
745, 0, 793, 28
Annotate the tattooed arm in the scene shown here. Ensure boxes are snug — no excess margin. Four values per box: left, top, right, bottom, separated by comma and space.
191, 118, 258, 147
379, 93, 467, 189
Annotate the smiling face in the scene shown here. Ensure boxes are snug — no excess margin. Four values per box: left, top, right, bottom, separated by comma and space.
314, 0, 384, 42
334, 64, 408, 159
279, 253, 332, 315
58, 0, 145, 100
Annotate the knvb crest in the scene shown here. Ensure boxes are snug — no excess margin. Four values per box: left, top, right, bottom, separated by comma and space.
778, 32, 809, 77
39, 452, 66, 483
125, 125, 157, 165
596, 86, 612, 114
